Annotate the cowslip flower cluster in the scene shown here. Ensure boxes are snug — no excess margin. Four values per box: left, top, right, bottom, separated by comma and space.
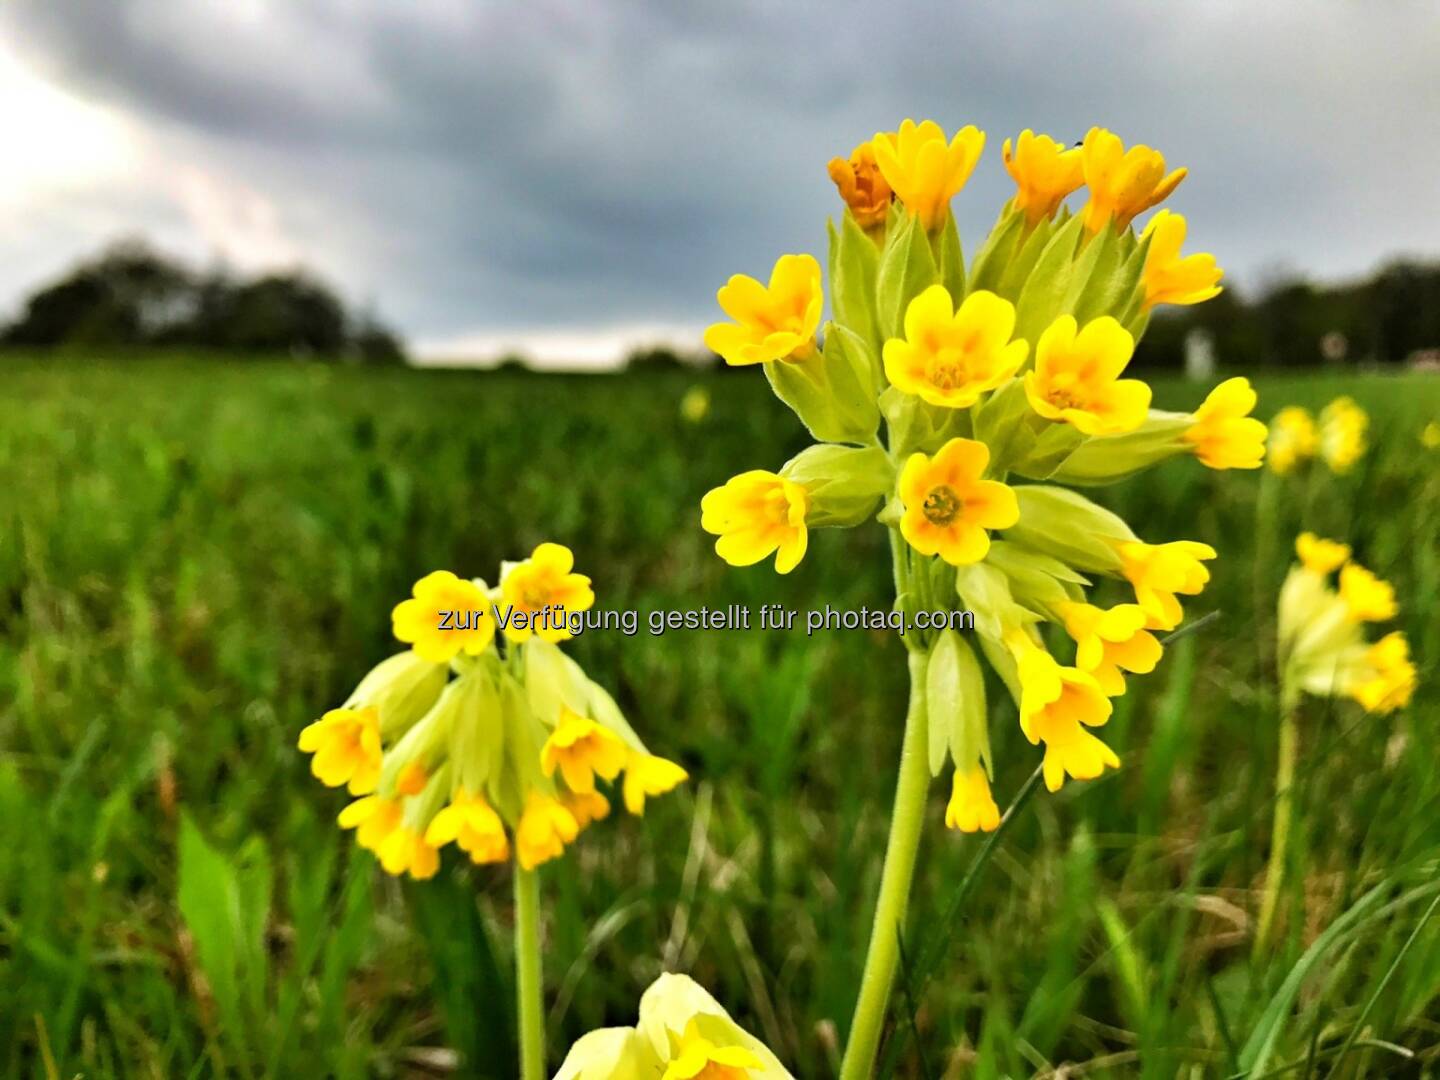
298, 544, 686, 878
701, 120, 1265, 820
1266, 397, 1369, 475
555, 973, 793, 1079
1277, 533, 1416, 714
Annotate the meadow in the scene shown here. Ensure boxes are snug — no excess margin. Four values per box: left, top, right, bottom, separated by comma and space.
2, 356, 1438, 1079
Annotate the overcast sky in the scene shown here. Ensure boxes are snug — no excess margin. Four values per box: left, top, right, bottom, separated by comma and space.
2, 1, 1438, 365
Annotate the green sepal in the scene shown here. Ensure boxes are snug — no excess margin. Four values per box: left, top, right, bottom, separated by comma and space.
881, 386, 972, 459
780, 443, 893, 528
828, 212, 882, 354
875, 212, 939, 342
1005, 486, 1136, 572
983, 541, 1088, 614
933, 212, 966, 302
1011, 422, 1088, 480
1013, 214, 1086, 344
444, 667, 504, 798
998, 210, 1066, 303
967, 205, 1026, 296
970, 379, 1038, 475
926, 628, 990, 777
763, 325, 880, 445
1047, 410, 1192, 486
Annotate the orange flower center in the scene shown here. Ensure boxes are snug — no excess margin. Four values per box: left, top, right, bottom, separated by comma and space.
923, 485, 961, 526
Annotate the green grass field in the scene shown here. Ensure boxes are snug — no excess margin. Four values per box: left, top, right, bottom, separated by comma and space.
2, 357, 1439, 1078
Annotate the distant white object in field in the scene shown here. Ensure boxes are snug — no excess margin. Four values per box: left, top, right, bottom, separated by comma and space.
1184, 328, 1216, 381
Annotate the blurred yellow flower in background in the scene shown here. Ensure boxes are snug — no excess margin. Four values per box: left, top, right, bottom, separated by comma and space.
1116, 540, 1216, 630
1267, 406, 1318, 474
872, 119, 985, 231
392, 570, 495, 662
1339, 562, 1397, 621
704, 254, 823, 366
1296, 531, 1350, 574
500, 542, 595, 644
1319, 396, 1368, 473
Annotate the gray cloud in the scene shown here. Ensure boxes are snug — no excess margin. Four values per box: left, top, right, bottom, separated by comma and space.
3, 0, 1439, 353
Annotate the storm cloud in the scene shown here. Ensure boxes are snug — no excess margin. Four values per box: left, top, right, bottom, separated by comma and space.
3, 1, 1438, 362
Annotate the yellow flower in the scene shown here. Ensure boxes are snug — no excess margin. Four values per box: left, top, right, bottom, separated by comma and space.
1339, 563, 1397, 622
1319, 396, 1368, 474
395, 761, 429, 796
377, 826, 440, 880
1058, 602, 1163, 696
1184, 377, 1267, 469
700, 470, 810, 574
882, 286, 1027, 408
1296, 532, 1350, 575
1011, 642, 1117, 792
871, 119, 985, 231
391, 570, 495, 663
827, 140, 893, 231
1116, 539, 1216, 631
515, 793, 581, 871
424, 788, 510, 865
1267, 406, 1318, 474
298, 706, 381, 794
1025, 315, 1151, 435
680, 385, 711, 424
1002, 129, 1084, 226
1349, 632, 1417, 714
1422, 421, 1440, 450
703, 254, 822, 366
500, 542, 595, 644
1141, 211, 1223, 308
1079, 127, 1186, 234
540, 708, 628, 794
623, 752, 690, 815
338, 795, 402, 852
563, 789, 612, 829
898, 437, 1018, 565
945, 766, 1000, 833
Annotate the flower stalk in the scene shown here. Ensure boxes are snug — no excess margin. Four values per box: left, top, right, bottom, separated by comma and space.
514, 866, 546, 1080
1254, 698, 1298, 959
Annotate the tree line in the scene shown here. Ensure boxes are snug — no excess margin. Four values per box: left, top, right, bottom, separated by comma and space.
2, 239, 405, 363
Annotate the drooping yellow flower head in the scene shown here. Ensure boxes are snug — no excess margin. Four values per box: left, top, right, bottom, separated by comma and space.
700, 470, 810, 574
1339, 563, 1397, 622
1267, 406, 1318, 474
515, 792, 581, 872
899, 437, 1018, 566
555, 973, 795, 1080
1319, 396, 1368, 474
1002, 129, 1084, 227
1116, 539, 1216, 631
1184, 376, 1267, 469
1295, 532, 1350, 575
623, 751, 690, 815
1010, 641, 1117, 792
827, 140, 893, 232
883, 286, 1027, 408
500, 542, 595, 644
1141, 210, 1223, 309
1079, 127, 1186, 234
1025, 315, 1151, 435
424, 787, 510, 864
377, 826, 441, 880
1058, 602, 1163, 697
391, 570, 495, 663
541, 708, 628, 794
945, 765, 1000, 833
298, 706, 382, 795
872, 119, 985, 231
563, 789, 612, 829
703, 254, 823, 366
1349, 632, 1417, 714
339, 795, 404, 855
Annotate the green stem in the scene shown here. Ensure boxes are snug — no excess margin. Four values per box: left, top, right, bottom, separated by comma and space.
839, 646, 931, 1080
514, 866, 545, 1080
1254, 702, 1299, 960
